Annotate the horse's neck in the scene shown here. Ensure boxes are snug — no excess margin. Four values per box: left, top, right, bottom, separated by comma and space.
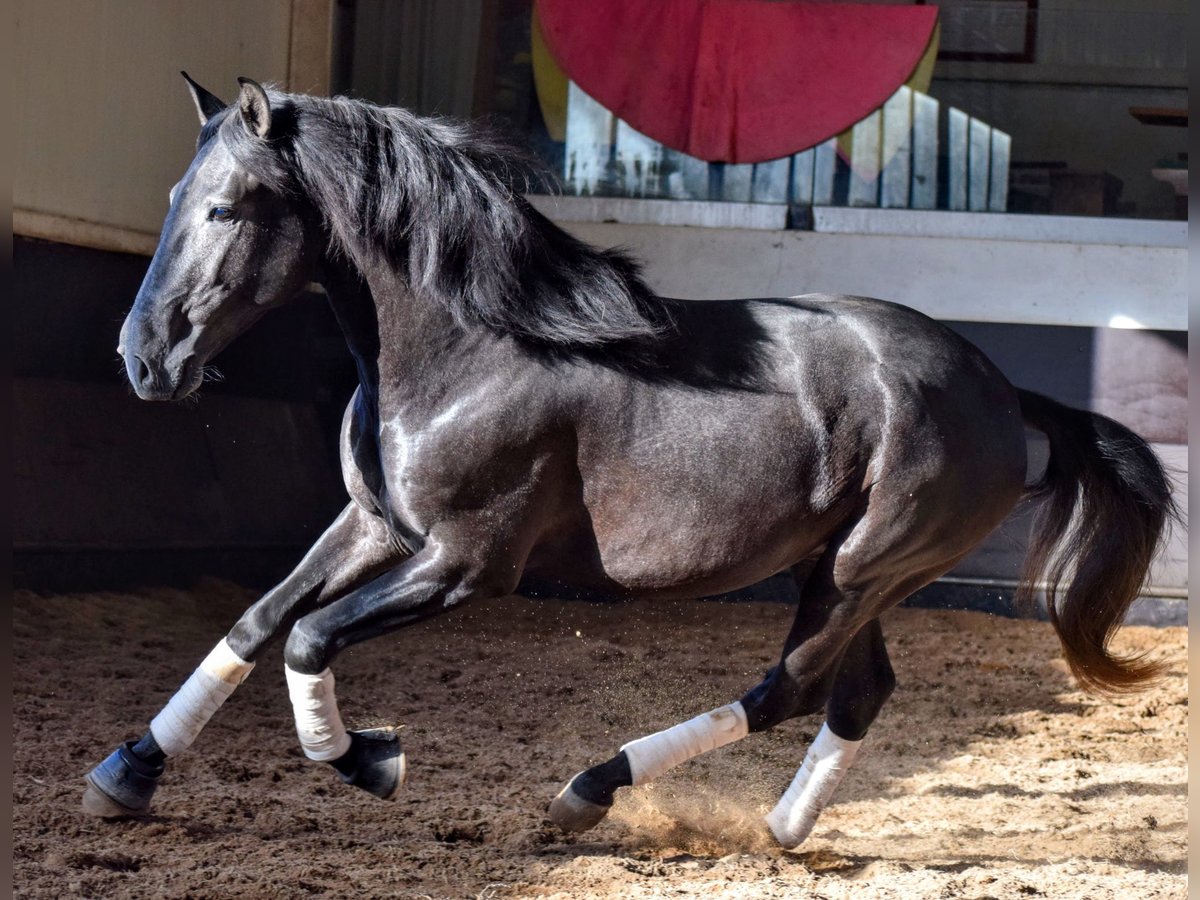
321, 258, 494, 408
321, 263, 383, 400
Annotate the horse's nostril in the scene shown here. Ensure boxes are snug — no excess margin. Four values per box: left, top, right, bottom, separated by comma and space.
132, 355, 152, 387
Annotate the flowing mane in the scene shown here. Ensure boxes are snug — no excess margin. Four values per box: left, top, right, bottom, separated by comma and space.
221, 90, 671, 349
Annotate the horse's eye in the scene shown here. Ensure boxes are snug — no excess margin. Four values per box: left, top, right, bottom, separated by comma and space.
209, 206, 235, 222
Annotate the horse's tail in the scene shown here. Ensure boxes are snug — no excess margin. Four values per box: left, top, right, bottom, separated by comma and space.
1016, 389, 1176, 694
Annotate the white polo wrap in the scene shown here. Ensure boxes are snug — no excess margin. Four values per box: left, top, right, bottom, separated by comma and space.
149, 639, 255, 757
620, 701, 749, 786
284, 666, 353, 761
765, 722, 862, 848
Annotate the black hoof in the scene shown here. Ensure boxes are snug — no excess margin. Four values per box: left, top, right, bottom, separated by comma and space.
548, 775, 612, 832
331, 729, 406, 800
83, 741, 164, 818
547, 752, 629, 832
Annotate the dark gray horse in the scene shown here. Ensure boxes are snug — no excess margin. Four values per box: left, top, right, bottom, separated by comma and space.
86, 75, 1173, 848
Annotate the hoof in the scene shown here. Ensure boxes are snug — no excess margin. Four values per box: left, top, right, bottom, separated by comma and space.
334, 729, 406, 800
764, 810, 810, 850
82, 741, 163, 818
548, 775, 611, 832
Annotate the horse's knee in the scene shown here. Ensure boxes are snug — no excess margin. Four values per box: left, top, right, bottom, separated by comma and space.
284, 616, 332, 675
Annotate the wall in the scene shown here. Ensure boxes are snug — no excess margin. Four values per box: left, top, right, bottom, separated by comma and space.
14, 0, 333, 254
539, 211, 1185, 331
12, 237, 356, 590
13, 2, 344, 589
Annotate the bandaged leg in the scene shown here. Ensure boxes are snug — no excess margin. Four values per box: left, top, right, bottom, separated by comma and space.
549, 701, 749, 831
765, 722, 861, 848
621, 701, 749, 785
284, 665, 353, 761
84, 639, 255, 816
149, 639, 255, 757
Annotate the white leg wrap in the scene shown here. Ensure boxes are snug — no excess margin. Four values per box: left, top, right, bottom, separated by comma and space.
284, 666, 353, 762
765, 722, 862, 848
148, 639, 255, 757
620, 702, 748, 786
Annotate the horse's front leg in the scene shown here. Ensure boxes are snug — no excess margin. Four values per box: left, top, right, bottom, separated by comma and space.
277, 539, 521, 801
83, 502, 404, 817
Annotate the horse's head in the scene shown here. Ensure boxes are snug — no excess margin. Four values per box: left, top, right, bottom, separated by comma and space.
119, 75, 321, 400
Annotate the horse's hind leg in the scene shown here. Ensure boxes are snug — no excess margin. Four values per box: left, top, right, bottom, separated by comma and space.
83, 503, 402, 817
545, 552, 866, 834
762, 618, 894, 848
747, 502, 999, 848
548, 525, 970, 838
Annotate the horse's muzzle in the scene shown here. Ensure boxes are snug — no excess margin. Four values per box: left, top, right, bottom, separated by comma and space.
124, 353, 201, 401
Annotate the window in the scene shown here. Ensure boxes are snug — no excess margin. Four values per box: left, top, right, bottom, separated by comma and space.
338, 0, 1186, 221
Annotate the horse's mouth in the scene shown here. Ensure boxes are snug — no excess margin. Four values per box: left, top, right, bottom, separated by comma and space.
170, 356, 205, 401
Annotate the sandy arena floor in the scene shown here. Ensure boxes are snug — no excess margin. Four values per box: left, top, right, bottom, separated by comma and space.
12, 581, 1187, 898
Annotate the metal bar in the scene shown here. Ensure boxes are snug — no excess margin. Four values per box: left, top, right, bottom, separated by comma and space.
790, 147, 815, 206
662, 150, 711, 200
721, 163, 755, 202
848, 110, 882, 206
751, 156, 791, 204
812, 138, 838, 206
988, 129, 1012, 212
614, 119, 663, 198
910, 91, 939, 209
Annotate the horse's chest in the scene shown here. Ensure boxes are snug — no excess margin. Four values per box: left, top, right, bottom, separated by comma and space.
342, 398, 438, 539
372, 417, 460, 530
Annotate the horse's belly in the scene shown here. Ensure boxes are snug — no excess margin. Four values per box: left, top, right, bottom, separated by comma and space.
525, 500, 825, 599
528, 438, 857, 597
594, 488, 823, 591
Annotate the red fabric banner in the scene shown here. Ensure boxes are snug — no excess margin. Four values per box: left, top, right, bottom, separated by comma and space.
537, 0, 938, 163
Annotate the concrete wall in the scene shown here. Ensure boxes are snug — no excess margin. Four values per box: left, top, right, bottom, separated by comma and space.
12, 2, 344, 588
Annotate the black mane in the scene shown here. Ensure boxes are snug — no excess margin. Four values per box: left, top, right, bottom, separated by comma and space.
223, 90, 671, 349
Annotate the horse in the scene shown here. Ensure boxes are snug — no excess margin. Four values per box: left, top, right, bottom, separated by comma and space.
85, 74, 1174, 850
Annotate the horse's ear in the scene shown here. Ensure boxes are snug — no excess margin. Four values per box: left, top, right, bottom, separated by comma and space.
236, 77, 272, 139
180, 71, 225, 125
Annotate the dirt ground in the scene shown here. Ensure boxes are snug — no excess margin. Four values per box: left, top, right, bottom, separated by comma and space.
12, 580, 1187, 899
